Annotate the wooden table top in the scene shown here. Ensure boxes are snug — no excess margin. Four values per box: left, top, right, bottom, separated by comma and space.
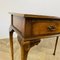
9, 12, 60, 19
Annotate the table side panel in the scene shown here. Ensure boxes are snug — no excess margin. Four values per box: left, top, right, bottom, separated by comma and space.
13, 16, 25, 36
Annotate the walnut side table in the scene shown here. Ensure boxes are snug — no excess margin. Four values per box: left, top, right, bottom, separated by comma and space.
9, 13, 60, 60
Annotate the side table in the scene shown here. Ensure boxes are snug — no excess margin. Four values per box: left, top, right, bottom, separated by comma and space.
9, 13, 60, 60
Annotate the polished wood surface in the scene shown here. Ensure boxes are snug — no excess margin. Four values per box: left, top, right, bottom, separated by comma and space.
9, 12, 60, 19
12, 14, 60, 38
32, 21, 60, 36
9, 13, 60, 60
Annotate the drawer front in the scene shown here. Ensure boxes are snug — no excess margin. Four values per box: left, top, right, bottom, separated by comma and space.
32, 21, 60, 36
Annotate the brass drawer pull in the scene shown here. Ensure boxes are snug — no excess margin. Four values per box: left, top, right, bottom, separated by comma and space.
47, 26, 56, 31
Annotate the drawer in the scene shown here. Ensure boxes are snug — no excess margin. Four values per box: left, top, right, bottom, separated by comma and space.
32, 21, 60, 36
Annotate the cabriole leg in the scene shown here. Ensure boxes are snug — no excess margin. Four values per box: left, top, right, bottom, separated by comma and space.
17, 36, 41, 60
9, 27, 14, 60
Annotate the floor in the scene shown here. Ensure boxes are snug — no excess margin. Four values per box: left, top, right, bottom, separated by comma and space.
0, 37, 60, 60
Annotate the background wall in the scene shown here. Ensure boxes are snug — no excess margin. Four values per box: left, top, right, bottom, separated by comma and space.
0, 0, 60, 39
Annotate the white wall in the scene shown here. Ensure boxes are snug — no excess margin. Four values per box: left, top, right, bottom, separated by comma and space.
0, 0, 60, 39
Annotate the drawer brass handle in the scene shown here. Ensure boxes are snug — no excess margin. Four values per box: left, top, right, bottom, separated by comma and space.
48, 26, 56, 31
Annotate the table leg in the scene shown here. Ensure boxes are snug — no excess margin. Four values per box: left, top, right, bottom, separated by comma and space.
53, 36, 59, 55
21, 43, 29, 60
9, 28, 14, 60
17, 36, 41, 60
